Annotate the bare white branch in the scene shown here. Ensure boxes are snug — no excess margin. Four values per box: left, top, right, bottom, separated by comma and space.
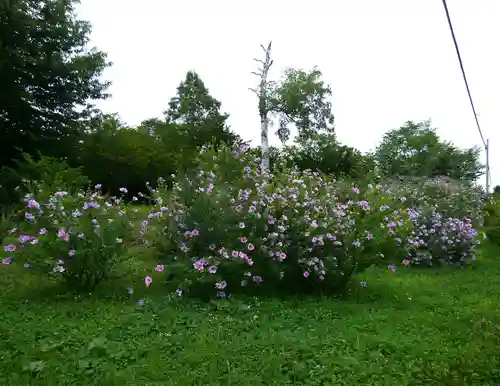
250, 41, 274, 172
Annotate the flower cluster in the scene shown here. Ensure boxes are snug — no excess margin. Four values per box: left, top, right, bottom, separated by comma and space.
405, 210, 479, 266
140, 147, 433, 298
2, 149, 481, 298
1, 182, 134, 291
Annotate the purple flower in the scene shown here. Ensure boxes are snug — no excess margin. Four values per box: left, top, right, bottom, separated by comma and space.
57, 229, 69, 241
215, 281, 227, 289
54, 191, 68, 197
19, 235, 31, 244
27, 199, 40, 209
83, 202, 100, 210
193, 259, 209, 272
4, 244, 16, 252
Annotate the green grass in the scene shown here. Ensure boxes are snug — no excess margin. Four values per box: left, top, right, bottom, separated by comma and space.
1, 246, 500, 385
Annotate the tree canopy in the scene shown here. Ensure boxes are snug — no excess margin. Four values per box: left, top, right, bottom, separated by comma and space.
164, 71, 238, 149
374, 120, 483, 181
0, 8, 488, 204
0, 0, 110, 168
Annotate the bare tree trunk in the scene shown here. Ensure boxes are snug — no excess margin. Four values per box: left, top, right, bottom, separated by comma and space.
259, 91, 270, 172
251, 42, 273, 172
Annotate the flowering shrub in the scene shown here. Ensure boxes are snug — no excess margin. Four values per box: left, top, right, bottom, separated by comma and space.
1, 182, 134, 291
405, 209, 479, 266
385, 177, 484, 227
354, 179, 482, 267
141, 147, 416, 297
1, 148, 482, 298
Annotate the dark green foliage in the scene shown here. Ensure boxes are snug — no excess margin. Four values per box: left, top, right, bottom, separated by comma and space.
484, 196, 500, 245
269, 67, 335, 143
282, 133, 375, 179
80, 125, 175, 198
164, 71, 239, 149
77, 72, 241, 197
0, 153, 89, 208
0, 0, 110, 169
374, 120, 484, 180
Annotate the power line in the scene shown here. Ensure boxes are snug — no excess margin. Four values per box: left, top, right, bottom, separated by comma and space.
441, 0, 487, 148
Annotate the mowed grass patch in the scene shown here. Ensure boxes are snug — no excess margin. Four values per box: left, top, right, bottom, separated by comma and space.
0, 245, 499, 385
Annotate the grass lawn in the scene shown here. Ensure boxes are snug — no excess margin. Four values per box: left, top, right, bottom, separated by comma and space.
1, 245, 500, 385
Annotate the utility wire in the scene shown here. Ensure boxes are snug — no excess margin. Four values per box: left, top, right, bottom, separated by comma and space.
441, 0, 487, 149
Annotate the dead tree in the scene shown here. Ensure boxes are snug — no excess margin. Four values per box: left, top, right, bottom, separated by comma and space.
250, 41, 274, 172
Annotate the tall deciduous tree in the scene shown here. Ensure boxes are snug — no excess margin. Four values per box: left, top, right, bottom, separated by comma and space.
0, 0, 111, 168
269, 67, 335, 143
374, 120, 483, 181
164, 71, 238, 149
251, 42, 335, 171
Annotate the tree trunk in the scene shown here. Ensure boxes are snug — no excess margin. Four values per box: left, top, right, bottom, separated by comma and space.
251, 41, 273, 172
260, 98, 269, 171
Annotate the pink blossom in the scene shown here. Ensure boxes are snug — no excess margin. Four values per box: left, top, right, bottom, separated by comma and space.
4, 244, 16, 252
57, 229, 69, 242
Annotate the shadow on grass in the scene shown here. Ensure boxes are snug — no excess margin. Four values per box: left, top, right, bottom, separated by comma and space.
2, 243, 498, 312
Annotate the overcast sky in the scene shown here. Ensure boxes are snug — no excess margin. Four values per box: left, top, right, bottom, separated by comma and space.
76, 0, 500, 188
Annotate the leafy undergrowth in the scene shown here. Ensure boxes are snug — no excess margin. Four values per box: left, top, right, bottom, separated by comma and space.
1, 245, 500, 385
